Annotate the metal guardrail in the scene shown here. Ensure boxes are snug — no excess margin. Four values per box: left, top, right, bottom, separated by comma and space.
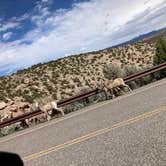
0, 62, 166, 128
57, 89, 99, 107
0, 109, 43, 128
124, 62, 166, 83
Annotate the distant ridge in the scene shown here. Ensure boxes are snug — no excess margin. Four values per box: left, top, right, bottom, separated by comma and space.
109, 27, 166, 49
142, 29, 166, 42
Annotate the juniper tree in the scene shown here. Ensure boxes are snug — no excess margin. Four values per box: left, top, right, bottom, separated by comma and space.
153, 38, 166, 78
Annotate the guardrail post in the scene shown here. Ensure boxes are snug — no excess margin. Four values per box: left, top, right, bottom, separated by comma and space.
85, 97, 90, 104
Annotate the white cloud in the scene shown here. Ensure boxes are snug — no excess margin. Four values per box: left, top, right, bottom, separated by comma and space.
0, 0, 166, 75
41, 0, 50, 3
31, 0, 51, 27
2, 32, 13, 40
11, 13, 30, 22
0, 22, 20, 32
0, 13, 29, 35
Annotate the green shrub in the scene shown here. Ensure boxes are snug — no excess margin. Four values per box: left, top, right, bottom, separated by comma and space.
153, 38, 166, 65
123, 65, 142, 77
124, 65, 154, 89
103, 64, 124, 79
63, 102, 85, 114
153, 38, 166, 78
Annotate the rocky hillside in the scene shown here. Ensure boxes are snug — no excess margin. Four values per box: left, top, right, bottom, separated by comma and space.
0, 41, 155, 104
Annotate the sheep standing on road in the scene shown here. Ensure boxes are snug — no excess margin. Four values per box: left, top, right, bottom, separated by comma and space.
94, 77, 131, 99
104, 78, 132, 98
40, 100, 64, 121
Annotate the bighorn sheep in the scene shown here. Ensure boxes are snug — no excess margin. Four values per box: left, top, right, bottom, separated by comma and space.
10, 107, 29, 128
0, 107, 29, 128
104, 78, 132, 98
94, 77, 131, 99
39, 101, 64, 121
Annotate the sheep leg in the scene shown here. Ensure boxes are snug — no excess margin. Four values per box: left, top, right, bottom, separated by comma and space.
109, 88, 115, 99
47, 115, 51, 121
119, 87, 125, 95
25, 119, 31, 126
103, 88, 109, 100
21, 120, 29, 128
58, 107, 65, 116
114, 87, 123, 96
44, 109, 51, 121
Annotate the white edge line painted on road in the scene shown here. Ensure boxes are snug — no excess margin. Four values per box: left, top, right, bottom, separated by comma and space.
0, 79, 166, 143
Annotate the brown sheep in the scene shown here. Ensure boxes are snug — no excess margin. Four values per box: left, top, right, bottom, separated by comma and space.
92, 78, 131, 99
104, 78, 132, 98
10, 107, 29, 128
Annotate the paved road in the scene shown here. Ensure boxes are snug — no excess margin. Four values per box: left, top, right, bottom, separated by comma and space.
0, 79, 166, 166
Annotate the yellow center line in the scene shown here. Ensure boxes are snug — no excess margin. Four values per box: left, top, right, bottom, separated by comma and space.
23, 106, 166, 162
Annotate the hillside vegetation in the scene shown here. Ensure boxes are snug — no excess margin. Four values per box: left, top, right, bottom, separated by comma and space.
0, 41, 155, 103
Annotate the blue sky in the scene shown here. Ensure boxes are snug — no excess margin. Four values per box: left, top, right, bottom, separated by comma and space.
0, 0, 165, 76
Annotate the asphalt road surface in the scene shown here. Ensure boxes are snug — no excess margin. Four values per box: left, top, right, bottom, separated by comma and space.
0, 79, 166, 166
